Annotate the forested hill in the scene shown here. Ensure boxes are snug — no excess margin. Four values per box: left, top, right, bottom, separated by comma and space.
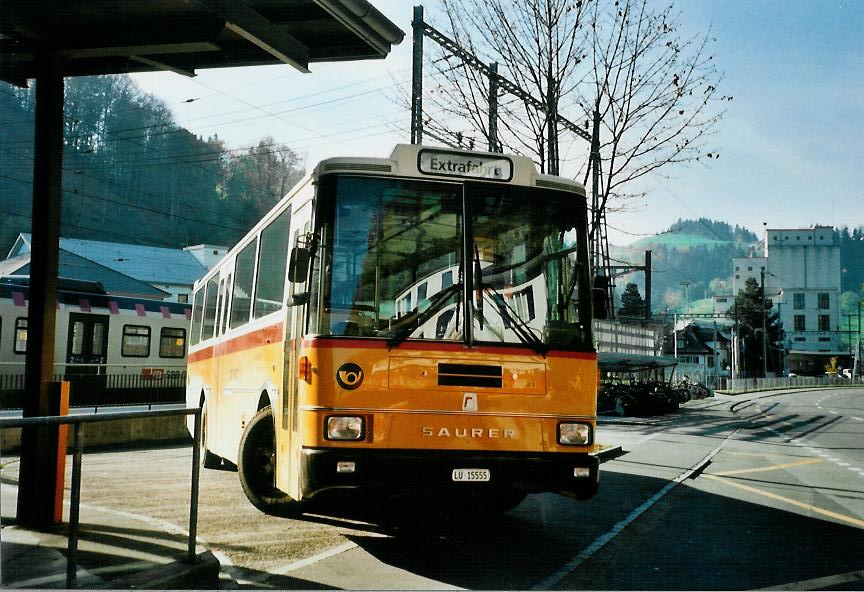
612, 219, 864, 314
0, 76, 304, 254
631, 218, 758, 249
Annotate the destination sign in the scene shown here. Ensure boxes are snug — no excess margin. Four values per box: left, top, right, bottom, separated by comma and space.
417, 149, 513, 181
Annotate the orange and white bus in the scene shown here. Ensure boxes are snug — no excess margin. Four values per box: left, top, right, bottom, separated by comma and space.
186, 144, 600, 514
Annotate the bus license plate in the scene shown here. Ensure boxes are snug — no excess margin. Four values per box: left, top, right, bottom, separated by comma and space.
452, 469, 490, 482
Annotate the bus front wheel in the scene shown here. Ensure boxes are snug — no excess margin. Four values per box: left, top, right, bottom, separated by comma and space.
238, 406, 299, 515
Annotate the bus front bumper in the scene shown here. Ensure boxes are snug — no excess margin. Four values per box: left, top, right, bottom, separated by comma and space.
299, 447, 599, 500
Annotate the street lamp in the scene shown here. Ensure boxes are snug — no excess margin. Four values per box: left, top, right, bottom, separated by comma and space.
760, 269, 768, 378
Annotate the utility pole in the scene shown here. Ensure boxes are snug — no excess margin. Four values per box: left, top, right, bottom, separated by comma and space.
410, 5, 424, 145
680, 281, 691, 312
644, 250, 652, 322
488, 62, 499, 152
673, 312, 678, 360
761, 269, 768, 378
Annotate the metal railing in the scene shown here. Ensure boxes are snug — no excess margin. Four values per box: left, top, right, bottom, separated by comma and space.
0, 372, 185, 409
717, 375, 864, 394
0, 407, 201, 588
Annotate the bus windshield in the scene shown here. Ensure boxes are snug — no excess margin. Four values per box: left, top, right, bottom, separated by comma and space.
312, 175, 591, 350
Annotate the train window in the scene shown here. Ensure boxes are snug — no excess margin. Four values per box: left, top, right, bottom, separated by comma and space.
70, 321, 86, 355
190, 289, 204, 346
160, 327, 187, 358
201, 276, 219, 340
14, 318, 27, 354
254, 209, 291, 319
231, 239, 258, 329
122, 325, 151, 357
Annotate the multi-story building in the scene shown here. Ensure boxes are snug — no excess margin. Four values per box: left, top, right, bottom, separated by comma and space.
733, 226, 843, 375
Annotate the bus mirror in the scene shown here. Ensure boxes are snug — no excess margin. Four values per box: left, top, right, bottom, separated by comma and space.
286, 292, 309, 307
288, 247, 311, 282
592, 275, 609, 320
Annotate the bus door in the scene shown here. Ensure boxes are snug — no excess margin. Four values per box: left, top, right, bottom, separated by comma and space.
65, 312, 109, 403
278, 202, 312, 497
212, 268, 233, 453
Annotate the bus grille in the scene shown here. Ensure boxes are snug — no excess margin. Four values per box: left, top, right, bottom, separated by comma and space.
437, 363, 503, 388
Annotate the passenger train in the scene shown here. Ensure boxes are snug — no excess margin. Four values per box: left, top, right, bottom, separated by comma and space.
0, 279, 191, 400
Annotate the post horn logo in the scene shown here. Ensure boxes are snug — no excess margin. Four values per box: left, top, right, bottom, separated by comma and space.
336, 362, 364, 390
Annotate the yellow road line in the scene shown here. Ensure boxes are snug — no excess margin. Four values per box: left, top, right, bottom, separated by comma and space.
703, 474, 864, 529
712, 458, 823, 476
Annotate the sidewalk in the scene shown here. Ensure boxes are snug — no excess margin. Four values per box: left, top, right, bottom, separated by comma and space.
1, 469, 221, 590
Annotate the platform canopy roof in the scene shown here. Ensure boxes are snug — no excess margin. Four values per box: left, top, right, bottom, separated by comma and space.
0, 0, 404, 86
598, 352, 678, 374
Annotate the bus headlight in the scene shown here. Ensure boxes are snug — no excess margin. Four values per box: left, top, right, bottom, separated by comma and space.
558, 422, 592, 446
326, 416, 365, 440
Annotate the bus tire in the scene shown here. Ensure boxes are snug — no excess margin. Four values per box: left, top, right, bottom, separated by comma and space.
238, 406, 299, 515
200, 401, 222, 469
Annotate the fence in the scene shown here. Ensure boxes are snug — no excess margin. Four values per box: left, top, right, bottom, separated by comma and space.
0, 407, 202, 588
0, 372, 185, 409
717, 375, 864, 394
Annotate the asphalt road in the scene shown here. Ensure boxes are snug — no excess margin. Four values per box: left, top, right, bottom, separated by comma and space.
2, 388, 862, 590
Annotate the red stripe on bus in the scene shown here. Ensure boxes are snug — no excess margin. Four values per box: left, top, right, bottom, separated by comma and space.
188, 322, 285, 363
188, 345, 214, 364
303, 337, 597, 360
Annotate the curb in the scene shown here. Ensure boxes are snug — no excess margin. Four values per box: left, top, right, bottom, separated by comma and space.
109, 551, 221, 590
591, 444, 623, 462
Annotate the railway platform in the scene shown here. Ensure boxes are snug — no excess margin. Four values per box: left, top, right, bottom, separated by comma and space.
0, 471, 220, 589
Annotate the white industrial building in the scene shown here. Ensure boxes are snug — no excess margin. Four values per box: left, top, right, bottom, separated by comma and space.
733, 226, 844, 375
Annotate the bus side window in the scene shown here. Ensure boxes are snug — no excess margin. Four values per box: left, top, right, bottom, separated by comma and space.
231, 240, 257, 329
201, 277, 219, 340
190, 289, 204, 346
254, 208, 291, 318
218, 277, 230, 336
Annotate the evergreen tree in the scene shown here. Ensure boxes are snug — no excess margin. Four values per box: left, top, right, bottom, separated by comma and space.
728, 277, 781, 377
619, 282, 645, 317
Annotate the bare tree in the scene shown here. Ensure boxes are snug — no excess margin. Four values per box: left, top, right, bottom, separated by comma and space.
579, 0, 731, 243
415, 0, 729, 238
423, 0, 589, 173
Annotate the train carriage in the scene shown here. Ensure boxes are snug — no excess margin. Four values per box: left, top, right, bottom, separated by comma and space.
0, 280, 191, 404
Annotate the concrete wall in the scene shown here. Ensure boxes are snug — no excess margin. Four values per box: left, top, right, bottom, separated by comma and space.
1, 414, 190, 453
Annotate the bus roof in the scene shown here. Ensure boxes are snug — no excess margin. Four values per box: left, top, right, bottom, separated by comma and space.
316, 144, 586, 195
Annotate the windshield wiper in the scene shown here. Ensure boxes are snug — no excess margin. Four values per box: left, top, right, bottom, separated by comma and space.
387, 282, 461, 348
479, 286, 548, 355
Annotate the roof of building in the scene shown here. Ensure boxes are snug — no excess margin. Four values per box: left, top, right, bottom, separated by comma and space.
10, 233, 206, 287
0, 0, 403, 86
599, 352, 678, 373
2, 250, 169, 298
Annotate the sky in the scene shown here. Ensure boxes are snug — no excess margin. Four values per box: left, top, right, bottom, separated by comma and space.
129, 0, 864, 246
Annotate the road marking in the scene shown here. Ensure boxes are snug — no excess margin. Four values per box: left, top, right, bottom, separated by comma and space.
852, 416, 863, 422
755, 569, 864, 591
711, 458, 823, 477
703, 475, 864, 529
271, 541, 359, 575
532, 430, 739, 590
632, 432, 662, 446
